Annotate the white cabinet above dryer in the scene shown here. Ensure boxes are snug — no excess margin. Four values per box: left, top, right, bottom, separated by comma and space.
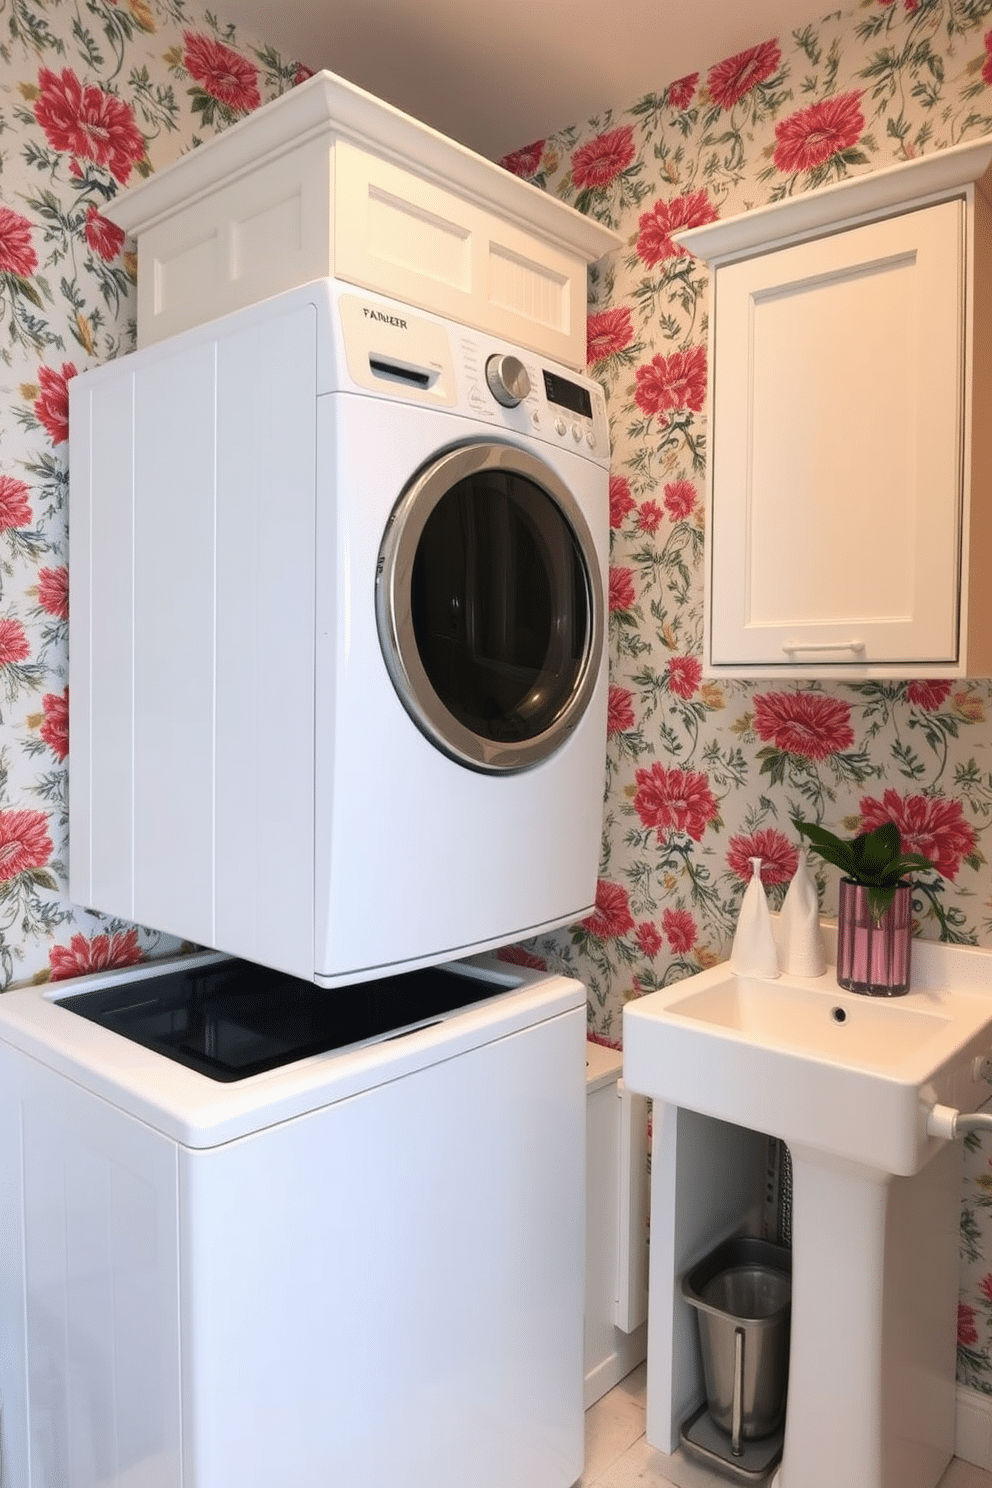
104, 69, 619, 367
676, 137, 992, 679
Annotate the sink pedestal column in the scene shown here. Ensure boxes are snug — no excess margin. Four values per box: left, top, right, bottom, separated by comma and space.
773, 1140, 961, 1488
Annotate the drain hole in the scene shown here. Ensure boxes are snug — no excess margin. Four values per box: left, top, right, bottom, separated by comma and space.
831, 1006, 847, 1024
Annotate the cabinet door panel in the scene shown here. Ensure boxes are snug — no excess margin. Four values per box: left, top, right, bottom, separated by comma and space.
333, 141, 584, 367
709, 199, 964, 669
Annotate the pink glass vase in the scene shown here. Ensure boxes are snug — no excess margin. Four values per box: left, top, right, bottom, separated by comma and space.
835, 879, 912, 996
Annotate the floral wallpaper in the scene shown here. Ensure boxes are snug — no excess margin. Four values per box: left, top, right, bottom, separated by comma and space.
3, 0, 992, 1412
500, 0, 992, 1394
0, 0, 303, 988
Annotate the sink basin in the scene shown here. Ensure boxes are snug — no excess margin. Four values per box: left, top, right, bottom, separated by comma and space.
622, 942, 992, 1175
669, 976, 953, 1065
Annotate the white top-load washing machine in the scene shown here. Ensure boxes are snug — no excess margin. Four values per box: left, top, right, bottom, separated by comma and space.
68, 280, 611, 985
0, 951, 586, 1488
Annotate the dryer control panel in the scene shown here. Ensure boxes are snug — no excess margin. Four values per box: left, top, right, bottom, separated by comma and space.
460, 334, 610, 462
333, 287, 610, 463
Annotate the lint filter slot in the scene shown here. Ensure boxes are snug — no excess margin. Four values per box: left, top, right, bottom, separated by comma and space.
369, 356, 436, 388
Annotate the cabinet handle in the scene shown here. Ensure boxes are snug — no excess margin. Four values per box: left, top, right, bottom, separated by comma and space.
781, 640, 866, 655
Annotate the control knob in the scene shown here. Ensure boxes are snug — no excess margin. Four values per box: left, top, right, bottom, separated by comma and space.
485, 354, 530, 408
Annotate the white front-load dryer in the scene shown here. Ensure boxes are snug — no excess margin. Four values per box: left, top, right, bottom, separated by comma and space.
69, 279, 610, 985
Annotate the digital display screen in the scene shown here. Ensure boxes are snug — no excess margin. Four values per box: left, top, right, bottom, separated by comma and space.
543, 370, 593, 419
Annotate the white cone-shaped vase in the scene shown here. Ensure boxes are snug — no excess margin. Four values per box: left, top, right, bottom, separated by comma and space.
778, 852, 827, 978
729, 857, 780, 978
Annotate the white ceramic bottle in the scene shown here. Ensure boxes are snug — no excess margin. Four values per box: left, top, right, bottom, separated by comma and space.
729, 857, 780, 978
777, 851, 827, 977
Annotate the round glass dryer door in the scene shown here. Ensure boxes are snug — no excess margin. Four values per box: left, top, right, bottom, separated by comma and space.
376, 442, 604, 773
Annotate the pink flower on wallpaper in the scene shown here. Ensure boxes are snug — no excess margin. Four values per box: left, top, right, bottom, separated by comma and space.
609, 473, 636, 528
662, 906, 697, 953
607, 683, 635, 735
0, 808, 52, 882
37, 566, 69, 620
857, 789, 977, 880
667, 656, 702, 699
588, 306, 634, 364
0, 475, 32, 529
980, 1273, 992, 1304
634, 763, 718, 842
753, 690, 855, 760
773, 91, 865, 175
582, 879, 636, 939
0, 207, 38, 279
636, 920, 662, 957
609, 566, 636, 612
40, 687, 68, 760
49, 927, 143, 981
636, 190, 718, 266
496, 944, 548, 971
707, 40, 782, 110
499, 139, 545, 177
571, 125, 635, 188
84, 203, 125, 261
35, 362, 77, 445
183, 32, 261, 112
663, 480, 697, 520
637, 500, 664, 532
983, 29, 992, 88
906, 680, 953, 710
959, 1303, 979, 1347
727, 828, 799, 884
634, 346, 707, 417
0, 619, 30, 666
668, 73, 699, 109
34, 67, 145, 183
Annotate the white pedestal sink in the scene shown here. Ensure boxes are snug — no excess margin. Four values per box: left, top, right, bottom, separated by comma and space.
622, 936, 992, 1488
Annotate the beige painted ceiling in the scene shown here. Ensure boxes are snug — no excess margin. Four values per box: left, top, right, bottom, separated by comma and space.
218, 0, 829, 159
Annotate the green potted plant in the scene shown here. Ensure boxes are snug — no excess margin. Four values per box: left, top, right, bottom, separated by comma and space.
792, 818, 937, 996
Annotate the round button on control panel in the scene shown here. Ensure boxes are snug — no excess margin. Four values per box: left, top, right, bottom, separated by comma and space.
485, 354, 531, 408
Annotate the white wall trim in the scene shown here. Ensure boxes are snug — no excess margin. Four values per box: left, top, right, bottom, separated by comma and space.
956, 1384, 992, 1468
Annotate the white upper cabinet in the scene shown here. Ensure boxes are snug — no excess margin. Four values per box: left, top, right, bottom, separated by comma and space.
104, 70, 619, 367
676, 138, 992, 678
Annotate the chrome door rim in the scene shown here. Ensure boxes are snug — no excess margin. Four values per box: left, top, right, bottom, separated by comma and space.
375, 441, 604, 774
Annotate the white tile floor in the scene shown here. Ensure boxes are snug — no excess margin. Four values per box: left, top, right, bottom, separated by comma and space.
581, 1365, 992, 1488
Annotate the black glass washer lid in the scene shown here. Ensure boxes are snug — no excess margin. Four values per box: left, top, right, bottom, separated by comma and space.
58, 956, 502, 1082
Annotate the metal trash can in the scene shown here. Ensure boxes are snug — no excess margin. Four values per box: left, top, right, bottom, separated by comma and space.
682, 1236, 791, 1459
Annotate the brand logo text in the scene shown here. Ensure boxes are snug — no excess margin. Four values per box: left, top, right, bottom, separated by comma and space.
363, 308, 408, 329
